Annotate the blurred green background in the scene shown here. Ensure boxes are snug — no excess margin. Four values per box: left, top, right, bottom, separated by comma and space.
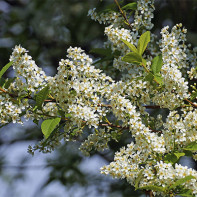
0, 0, 197, 197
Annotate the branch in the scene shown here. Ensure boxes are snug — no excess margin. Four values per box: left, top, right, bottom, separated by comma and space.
114, 0, 133, 30
184, 98, 197, 108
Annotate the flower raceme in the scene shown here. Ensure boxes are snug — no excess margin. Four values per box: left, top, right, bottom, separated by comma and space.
0, 0, 197, 196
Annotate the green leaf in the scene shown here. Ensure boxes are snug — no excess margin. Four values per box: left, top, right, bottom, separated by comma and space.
4, 78, 16, 89
154, 74, 163, 85
139, 185, 166, 192
121, 39, 138, 53
0, 77, 6, 87
122, 2, 137, 11
135, 169, 144, 189
122, 52, 142, 64
36, 86, 49, 110
142, 58, 147, 66
190, 91, 197, 100
151, 55, 163, 74
163, 153, 178, 164
183, 141, 197, 151
65, 113, 72, 118
169, 176, 195, 190
58, 110, 65, 118
137, 31, 150, 55
0, 61, 13, 79
177, 189, 195, 197
178, 193, 195, 197
174, 152, 185, 159
41, 117, 61, 139
163, 152, 185, 165
144, 72, 154, 82
183, 150, 193, 157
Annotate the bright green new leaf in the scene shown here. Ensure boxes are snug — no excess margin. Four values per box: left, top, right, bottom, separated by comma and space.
65, 113, 72, 118
121, 39, 138, 53
183, 141, 197, 151
154, 74, 163, 86
174, 152, 185, 159
169, 176, 195, 190
0, 61, 13, 79
135, 169, 144, 189
177, 189, 195, 197
139, 185, 166, 192
122, 2, 137, 11
142, 58, 147, 66
137, 31, 150, 55
163, 153, 178, 164
36, 86, 49, 110
151, 55, 163, 74
190, 91, 197, 100
178, 193, 195, 197
144, 72, 154, 82
122, 52, 142, 64
41, 117, 61, 139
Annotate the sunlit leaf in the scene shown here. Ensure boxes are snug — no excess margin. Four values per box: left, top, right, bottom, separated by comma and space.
137, 31, 150, 55
122, 2, 137, 11
41, 117, 61, 139
0, 61, 13, 79
151, 55, 163, 74
121, 39, 138, 53
139, 185, 165, 192
169, 176, 195, 189
36, 86, 49, 110
183, 141, 197, 151
135, 169, 144, 189
122, 52, 142, 64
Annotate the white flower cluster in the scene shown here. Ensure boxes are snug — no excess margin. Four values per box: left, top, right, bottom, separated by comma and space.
9, 45, 48, 94
132, 0, 155, 31
101, 144, 197, 196
1, 0, 197, 196
79, 128, 111, 156
0, 94, 25, 125
48, 46, 113, 130
152, 24, 189, 109
164, 109, 197, 156
105, 25, 138, 54
87, 8, 123, 26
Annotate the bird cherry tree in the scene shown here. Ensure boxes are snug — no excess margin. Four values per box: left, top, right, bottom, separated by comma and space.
0, 0, 197, 196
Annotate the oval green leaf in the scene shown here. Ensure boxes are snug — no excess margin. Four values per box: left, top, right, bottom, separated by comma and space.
139, 185, 166, 192
122, 52, 142, 64
154, 74, 163, 86
137, 31, 150, 55
41, 117, 61, 139
169, 176, 195, 190
36, 86, 49, 110
135, 169, 144, 189
183, 141, 197, 151
151, 55, 163, 74
122, 2, 137, 11
121, 39, 138, 53
0, 61, 13, 79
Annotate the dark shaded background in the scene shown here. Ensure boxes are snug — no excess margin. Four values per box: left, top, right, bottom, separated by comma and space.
0, 0, 197, 197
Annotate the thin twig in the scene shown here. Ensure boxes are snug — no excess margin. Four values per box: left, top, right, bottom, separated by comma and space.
184, 98, 197, 108
114, 0, 133, 30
